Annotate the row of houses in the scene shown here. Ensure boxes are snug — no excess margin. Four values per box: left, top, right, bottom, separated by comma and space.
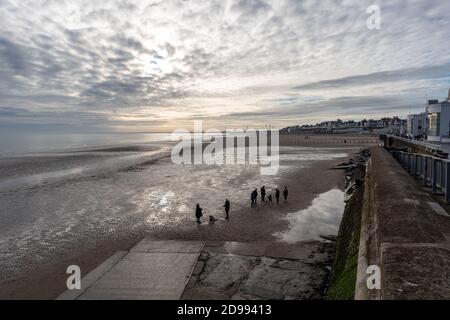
281, 117, 406, 135
280, 89, 450, 140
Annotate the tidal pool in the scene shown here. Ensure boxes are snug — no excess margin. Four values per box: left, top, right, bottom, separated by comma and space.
275, 189, 345, 243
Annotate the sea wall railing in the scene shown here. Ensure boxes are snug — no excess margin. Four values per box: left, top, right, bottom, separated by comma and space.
390, 150, 450, 203
385, 134, 442, 153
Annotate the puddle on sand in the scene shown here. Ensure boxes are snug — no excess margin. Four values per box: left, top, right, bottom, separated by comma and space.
274, 189, 345, 243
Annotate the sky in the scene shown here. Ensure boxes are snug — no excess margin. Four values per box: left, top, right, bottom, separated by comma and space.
0, 0, 450, 133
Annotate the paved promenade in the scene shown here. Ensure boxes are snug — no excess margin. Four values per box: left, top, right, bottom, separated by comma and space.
356, 147, 450, 299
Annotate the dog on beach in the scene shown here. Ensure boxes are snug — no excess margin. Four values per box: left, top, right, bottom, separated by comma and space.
209, 215, 218, 224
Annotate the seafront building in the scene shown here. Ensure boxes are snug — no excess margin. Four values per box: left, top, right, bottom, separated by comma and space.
383, 117, 406, 135
407, 112, 427, 138
426, 90, 450, 143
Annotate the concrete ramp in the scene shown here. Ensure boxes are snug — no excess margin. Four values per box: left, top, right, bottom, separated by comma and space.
57, 240, 205, 300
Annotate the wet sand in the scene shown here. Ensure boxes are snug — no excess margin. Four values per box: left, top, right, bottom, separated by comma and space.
0, 138, 374, 299
147, 157, 346, 242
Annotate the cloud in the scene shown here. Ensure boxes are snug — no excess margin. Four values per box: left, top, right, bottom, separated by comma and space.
0, 37, 28, 72
293, 62, 450, 91
0, 0, 449, 132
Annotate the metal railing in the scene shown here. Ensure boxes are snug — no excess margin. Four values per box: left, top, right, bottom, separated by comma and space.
385, 134, 442, 153
390, 150, 450, 203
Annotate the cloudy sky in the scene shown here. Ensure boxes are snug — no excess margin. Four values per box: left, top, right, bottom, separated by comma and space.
1, 0, 449, 132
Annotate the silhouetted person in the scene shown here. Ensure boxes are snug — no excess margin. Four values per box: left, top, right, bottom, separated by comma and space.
275, 188, 280, 204
252, 189, 258, 206
268, 193, 273, 204
195, 204, 203, 224
223, 199, 231, 219
283, 187, 288, 202
250, 191, 255, 207
251, 189, 257, 206
261, 186, 266, 202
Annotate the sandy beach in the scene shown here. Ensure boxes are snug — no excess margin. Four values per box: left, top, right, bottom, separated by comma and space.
0, 134, 376, 299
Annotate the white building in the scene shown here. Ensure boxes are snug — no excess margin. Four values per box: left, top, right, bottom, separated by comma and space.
426, 89, 450, 143
407, 113, 427, 137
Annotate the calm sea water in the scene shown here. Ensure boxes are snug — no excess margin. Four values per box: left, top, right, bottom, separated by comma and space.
0, 132, 174, 156
0, 131, 275, 156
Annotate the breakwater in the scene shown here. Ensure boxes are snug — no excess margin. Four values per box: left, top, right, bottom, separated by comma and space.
280, 134, 379, 146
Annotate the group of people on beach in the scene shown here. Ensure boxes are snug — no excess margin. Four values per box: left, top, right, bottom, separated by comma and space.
195, 186, 288, 224
251, 186, 288, 206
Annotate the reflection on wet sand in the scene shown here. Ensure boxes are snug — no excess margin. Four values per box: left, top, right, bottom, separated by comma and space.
275, 189, 345, 243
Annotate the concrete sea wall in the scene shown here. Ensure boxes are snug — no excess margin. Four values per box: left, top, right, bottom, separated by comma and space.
327, 171, 364, 299
356, 147, 450, 299
330, 146, 450, 299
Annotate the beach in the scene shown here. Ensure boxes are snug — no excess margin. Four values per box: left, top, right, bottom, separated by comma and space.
0, 134, 375, 299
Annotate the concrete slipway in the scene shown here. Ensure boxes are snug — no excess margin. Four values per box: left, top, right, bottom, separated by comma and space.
57, 240, 205, 300
57, 239, 332, 300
